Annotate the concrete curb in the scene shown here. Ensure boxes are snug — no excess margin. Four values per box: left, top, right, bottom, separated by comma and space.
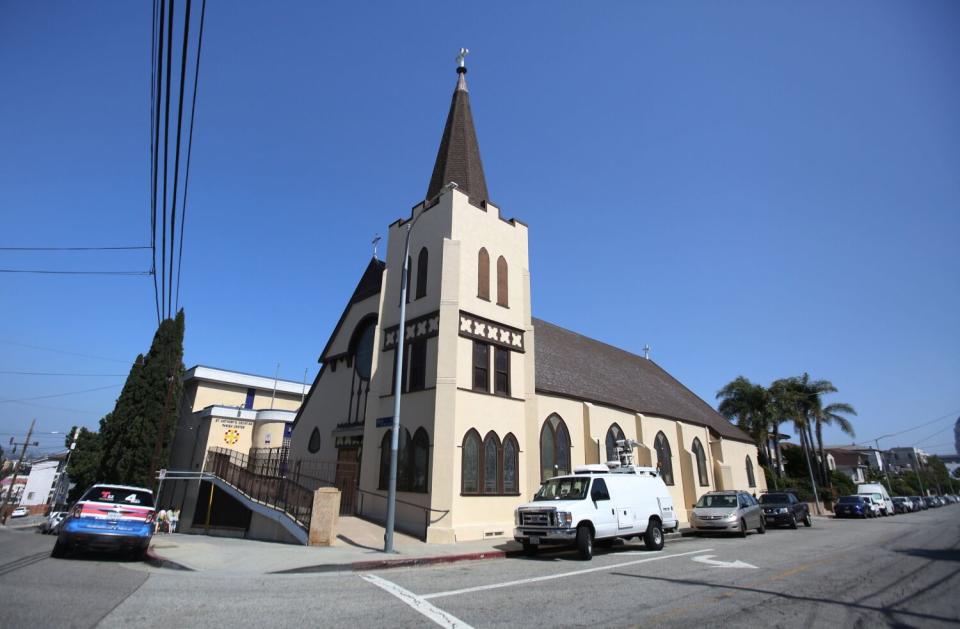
274, 531, 691, 574
145, 547, 194, 571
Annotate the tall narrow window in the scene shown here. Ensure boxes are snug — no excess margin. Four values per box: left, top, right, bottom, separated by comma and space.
494, 347, 510, 396
409, 339, 427, 391
692, 438, 709, 486
307, 427, 322, 454
244, 388, 256, 409
378, 431, 391, 490
478, 248, 490, 300
604, 424, 624, 463
654, 432, 674, 485
483, 432, 501, 494
415, 247, 428, 299
496, 256, 508, 306
461, 430, 481, 494
472, 341, 489, 392
379, 428, 416, 491
412, 428, 430, 493
540, 414, 571, 481
746, 456, 756, 488
502, 434, 519, 494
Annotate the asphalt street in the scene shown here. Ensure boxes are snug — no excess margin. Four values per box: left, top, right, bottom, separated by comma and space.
1, 506, 958, 628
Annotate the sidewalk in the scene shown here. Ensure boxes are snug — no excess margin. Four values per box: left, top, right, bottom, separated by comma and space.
147, 516, 690, 574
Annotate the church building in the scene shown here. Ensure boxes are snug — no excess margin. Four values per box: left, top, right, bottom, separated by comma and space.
290, 55, 765, 543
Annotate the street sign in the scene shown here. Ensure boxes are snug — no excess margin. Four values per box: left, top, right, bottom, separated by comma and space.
376, 417, 393, 428
159, 469, 167, 481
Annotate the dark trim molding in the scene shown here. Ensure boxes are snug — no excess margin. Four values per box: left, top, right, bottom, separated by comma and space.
382, 310, 440, 351
459, 310, 525, 353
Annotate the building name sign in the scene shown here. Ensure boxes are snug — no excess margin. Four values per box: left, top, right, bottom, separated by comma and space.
458, 311, 524, 352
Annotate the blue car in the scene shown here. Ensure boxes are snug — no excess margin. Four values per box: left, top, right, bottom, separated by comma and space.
52, 484, 156, 559
834, 495, 870, 519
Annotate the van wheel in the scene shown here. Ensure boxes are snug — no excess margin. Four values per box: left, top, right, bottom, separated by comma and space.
739, 519, 748, 538
803, 512, 812, 527
522, 542, 539, 557
576, 525, 593, 560
644, 519, 664, 551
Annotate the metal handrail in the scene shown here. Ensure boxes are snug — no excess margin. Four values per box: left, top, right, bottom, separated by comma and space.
355, 488, 449, 541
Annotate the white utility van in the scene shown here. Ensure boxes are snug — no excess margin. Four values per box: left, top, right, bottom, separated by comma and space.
514, 440, 678, 559
857, 483, 894, 516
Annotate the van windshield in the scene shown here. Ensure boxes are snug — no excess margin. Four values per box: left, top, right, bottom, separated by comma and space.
534, 477, 590, 501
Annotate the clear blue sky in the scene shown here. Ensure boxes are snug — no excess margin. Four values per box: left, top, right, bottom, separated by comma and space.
2, 1, 958, 457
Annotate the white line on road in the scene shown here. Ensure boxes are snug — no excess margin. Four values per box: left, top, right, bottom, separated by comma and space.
691, 554, 757, 569
420, 547, 713, 600
360, 573, 474, 629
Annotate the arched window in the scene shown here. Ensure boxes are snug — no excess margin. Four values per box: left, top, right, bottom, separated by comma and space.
378, 427, 416, 491
540, 414, 571, 481
461, 429, 481, 494
346, 316, 376, 424
654, 431, 674, 485
412, 428, 430, 493
502, 433, 519, 494
477, 248, 490, 300
746, 456, 756, 488
496, 256, 508, 306
415, 247, 428, 299
692, 438, 709, 486
482, 432, 501, 494
604, 424, 624, 463
307, 427, 322, 454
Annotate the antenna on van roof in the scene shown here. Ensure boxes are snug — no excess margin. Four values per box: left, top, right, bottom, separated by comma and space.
613, 439, 643, 470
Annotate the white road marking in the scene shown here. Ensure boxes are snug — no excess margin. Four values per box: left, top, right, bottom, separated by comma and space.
691, 554, 757, 569
360, 573, 474, 629
421, 547, 712, 600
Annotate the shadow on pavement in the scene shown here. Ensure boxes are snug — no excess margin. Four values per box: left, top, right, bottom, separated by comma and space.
610, 570, 960, 625
894, 548, 960, 562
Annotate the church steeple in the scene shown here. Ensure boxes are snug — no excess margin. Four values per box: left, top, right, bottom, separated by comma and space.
425, 49, 489, 207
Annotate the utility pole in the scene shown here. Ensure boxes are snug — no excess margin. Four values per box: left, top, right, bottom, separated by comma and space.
875, 438, 894, 495
52, 427, 80, 507
1, 419, 38, 524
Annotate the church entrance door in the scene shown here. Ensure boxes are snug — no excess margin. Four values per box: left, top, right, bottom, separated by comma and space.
335, 447, 359, 516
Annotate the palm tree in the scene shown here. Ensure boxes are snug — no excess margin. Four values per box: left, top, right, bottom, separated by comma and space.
813, 401, 857, 484
717, 377, 772, 466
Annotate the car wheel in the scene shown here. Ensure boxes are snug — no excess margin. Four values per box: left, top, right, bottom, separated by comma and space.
739, 519, 748, 538
522, 542, 539, 557
757, 517, 766, 534
576, 525, 593, 560
803, 512, 812, 527
644, 519, 664, 551
789, 514, 798, 529
50, 540, 67, 559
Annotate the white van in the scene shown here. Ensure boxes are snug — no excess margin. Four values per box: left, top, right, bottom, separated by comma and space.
514, 441, 678, 559
857, 483, 894, 516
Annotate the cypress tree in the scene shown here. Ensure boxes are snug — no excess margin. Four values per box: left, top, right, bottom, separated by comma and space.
97, 311, 185, 488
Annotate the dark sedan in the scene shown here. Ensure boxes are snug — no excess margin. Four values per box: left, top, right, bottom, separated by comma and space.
834, 495, 870, 518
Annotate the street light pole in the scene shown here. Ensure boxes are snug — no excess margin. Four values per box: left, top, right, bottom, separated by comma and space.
874, 435, 895, 494
384, 211, 421, 553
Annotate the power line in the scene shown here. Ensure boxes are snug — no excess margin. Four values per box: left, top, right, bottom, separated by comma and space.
151, 0, 162, 326
858, 408, 960, 446
168, 0, 192, 319
0, 383, 123, 404
912, 425, 956, 447
0, 340, 133, 364
176, 0, 206, 312
0, 269, 151, 275
0, 246, 151, 251
160, 0, 174, 320
0, 371, 128, 377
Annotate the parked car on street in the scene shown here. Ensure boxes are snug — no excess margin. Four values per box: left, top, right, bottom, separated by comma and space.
690, 490, 765, 537
514, 452, 678, 560
912, 496, 928, 511
759, 491, 811, 528
891, 497, 913, 514
40, 511, 68, 534
52, 484, 155, 560
862, 495, 882, 517
10, 506, 28, 518
834, 495, 870, 518
857, 484, 894, 516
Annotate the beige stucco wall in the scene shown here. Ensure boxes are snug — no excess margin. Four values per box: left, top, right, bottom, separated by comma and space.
189, 381, 301, 413
252, 421, 288, 448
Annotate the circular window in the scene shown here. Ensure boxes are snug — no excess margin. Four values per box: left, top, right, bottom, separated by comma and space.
307, 427, 322, 454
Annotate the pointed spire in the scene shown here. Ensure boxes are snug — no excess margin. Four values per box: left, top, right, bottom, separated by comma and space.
426, 49, 489, 207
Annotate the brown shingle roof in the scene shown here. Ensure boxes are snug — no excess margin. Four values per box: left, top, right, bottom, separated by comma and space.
533, 318, 754, 444
426, 68, 489, 207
